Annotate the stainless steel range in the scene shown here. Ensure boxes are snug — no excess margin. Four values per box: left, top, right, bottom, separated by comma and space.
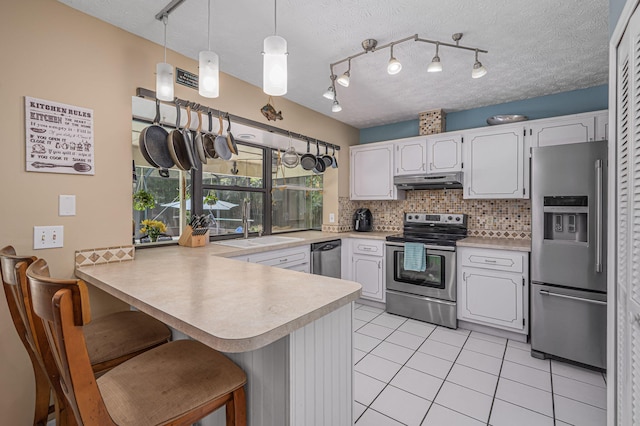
385, 213, 467, 328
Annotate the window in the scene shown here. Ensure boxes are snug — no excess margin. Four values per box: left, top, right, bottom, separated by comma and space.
132, 118, 322, 245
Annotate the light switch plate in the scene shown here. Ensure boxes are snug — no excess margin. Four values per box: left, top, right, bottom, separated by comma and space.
33, 226, 64, 249
329, 213, 335, 223
59, 195, 76, 216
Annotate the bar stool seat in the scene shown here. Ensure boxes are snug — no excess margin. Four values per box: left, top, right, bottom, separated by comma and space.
98, 339, 246, 425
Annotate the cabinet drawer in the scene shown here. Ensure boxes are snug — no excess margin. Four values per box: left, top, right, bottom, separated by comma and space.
351, 239, 384, 257
459, 247, 524, 273
247, 247, 310, 268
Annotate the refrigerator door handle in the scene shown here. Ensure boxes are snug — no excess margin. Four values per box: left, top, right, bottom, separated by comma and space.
539, 289, 606, 306
595, 159, 603, 273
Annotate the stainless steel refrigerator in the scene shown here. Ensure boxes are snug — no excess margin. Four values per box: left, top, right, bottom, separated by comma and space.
531, 140, 607, 369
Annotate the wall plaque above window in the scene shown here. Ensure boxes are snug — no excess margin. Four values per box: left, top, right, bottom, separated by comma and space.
25, 96, 95, 175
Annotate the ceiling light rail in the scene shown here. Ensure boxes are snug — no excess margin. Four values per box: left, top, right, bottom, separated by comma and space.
326, 33, 488, 113
136, 87, 340, 152
154, 0, 187, 20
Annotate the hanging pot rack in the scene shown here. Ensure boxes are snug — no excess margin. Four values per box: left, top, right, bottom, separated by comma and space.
136, 87, 340, 152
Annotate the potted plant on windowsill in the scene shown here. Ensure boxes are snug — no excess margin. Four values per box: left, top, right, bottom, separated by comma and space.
140, 219, 167, 243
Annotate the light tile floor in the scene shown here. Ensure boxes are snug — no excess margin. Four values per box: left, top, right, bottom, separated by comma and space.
353, 303, 607, 426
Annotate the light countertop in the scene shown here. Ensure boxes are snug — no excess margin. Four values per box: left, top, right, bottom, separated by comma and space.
76, 231, 391, 353
457, 237, 531, 252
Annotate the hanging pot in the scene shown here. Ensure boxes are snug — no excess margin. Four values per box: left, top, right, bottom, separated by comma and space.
168, 100, 192, 171
194, 108, 207, 164
312, 140, 326, 173
182, 103, 197, 170
226, 114, 238, 155
282, 133, 299, 168
139, 99, 173, 177
300, 140, 317, 170
321, 143, 333, 168
203, 110, 218, 159
214, 114, 232, 160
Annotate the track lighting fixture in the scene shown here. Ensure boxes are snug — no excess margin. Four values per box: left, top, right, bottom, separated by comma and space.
472, 49, 487, 79
387, 44, 402, 75
324, 33, 488, 111
427, 42, 442, 73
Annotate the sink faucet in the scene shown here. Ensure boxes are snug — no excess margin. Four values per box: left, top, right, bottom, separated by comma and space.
242, 199, 250, 239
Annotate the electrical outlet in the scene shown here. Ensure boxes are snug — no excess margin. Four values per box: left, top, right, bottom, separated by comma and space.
33, 226, 64, 249
329, 213, 335, 223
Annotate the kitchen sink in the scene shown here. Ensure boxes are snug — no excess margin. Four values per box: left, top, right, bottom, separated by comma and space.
213, 235, 304, 248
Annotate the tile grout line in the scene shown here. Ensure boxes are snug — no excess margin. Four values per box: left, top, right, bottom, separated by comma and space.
550, 360, 557, 425
485, 339, 509, 425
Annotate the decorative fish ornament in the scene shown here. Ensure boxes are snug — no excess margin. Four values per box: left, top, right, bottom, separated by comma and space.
261, 97, 283, 121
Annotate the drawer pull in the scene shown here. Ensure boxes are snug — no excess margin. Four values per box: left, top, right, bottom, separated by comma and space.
539, 290, 606, 306
279, 258, 288, 263
484, 259, 497, 263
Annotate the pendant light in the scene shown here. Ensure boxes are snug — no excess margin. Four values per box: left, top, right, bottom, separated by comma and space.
263, 0, 287, 96
337, 59, 351, 87
471, 49, 487, 79
387, 44, 402, 75
199, 0, 219, 98
427, 42, 442, 73
156, 15, 174, 101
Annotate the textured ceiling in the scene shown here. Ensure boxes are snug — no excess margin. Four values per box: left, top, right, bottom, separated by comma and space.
58, 0, 609, 129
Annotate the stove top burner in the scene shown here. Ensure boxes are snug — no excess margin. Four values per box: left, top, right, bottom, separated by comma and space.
386, 212, 468, 246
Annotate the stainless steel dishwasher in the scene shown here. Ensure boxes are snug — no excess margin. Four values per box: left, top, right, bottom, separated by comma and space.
310, 240, 341, 278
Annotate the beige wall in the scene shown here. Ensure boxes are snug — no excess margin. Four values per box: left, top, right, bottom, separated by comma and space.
0, 0, 358, 423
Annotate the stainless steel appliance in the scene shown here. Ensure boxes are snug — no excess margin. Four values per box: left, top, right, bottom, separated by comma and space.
353, 208, 373, 232
531, 140, 607, 369
311, 240, 341, 279
385, 213, 467, 328
393, 172, 463, 190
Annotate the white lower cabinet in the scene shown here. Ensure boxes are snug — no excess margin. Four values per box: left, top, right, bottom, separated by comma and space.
344, 238, 385, 303
230, 245, 310, 273
457, 246, 529, 334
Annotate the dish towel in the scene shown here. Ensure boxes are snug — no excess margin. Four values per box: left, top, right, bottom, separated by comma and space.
404, 242, 426, 272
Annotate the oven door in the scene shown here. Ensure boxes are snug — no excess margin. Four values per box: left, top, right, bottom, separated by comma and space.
385, 243, 456, 302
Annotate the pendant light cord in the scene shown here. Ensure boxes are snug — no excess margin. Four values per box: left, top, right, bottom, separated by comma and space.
207, 0, 211, 51
162, 15, 168, 63
274, 0, 277, 35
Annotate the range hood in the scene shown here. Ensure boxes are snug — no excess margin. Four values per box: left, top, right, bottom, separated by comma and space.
394, 173, 463, 190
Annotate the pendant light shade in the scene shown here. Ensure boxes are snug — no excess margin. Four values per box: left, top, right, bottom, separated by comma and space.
263, 35, 288, 96
387, 44, 402, 75
156, 16, 174, 101
199, 0, 219, 98
427, 43, 442, 73
156, 62, 174, 101
332, 100, 342, 113
337, 71, 350, 87
323, 85, 335, 100
471, 49, 487, 79
199, 51, 219, 97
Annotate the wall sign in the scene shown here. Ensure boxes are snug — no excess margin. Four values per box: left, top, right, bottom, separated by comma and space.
176, 68, 198, 90
25, 96, 94, 175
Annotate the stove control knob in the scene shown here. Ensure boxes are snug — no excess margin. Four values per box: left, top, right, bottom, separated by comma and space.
414, 215, 420, 220
448, 216, 453, 221
455, 217, 461, 221
408, 215, 413, 220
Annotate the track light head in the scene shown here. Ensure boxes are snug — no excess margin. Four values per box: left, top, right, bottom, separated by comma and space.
337, 70, 350, 87
471, 49, 487, 79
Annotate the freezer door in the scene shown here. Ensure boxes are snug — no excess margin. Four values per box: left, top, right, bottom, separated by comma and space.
531, 283, 606, 369
531, 141, 607, 292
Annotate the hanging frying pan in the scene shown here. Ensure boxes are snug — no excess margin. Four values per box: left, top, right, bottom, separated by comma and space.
168, 100, 192, 171
203, 110, 218, 159
321, 143, 333, 169
226, 114, 238, 155
194, 108, 207, 164
312, 140, 326, 173
331, 145, 339, 168
300, 139, 317, 170
182, 103, 197, 170
138, 100, 173, 177
214, 114, 232, 160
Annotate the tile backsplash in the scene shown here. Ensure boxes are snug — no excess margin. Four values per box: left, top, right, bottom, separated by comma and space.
324, 190, 531, 240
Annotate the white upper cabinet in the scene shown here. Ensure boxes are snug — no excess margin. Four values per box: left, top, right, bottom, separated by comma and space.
426, 133, 463, 174
462, 125, 527, 199
350, 143, 403, 200
394, 137, 428, 176
528, 113, 596, 148
594, 110, 608, 141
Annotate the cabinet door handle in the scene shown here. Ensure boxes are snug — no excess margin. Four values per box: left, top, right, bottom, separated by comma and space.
378, 261, 381, 269
539, 290, 606, 306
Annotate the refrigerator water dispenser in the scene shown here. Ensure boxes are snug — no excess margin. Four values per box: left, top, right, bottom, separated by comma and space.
543, 196, 588, 243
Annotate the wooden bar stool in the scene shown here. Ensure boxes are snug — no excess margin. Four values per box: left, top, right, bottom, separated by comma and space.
1, 246, 172, 424
26, 258, 247, 426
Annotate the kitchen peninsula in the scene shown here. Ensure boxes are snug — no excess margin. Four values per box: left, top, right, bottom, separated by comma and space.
76, 244, 361, 426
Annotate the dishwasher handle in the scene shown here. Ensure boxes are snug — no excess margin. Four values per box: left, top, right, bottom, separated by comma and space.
311, 240, 342, 251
